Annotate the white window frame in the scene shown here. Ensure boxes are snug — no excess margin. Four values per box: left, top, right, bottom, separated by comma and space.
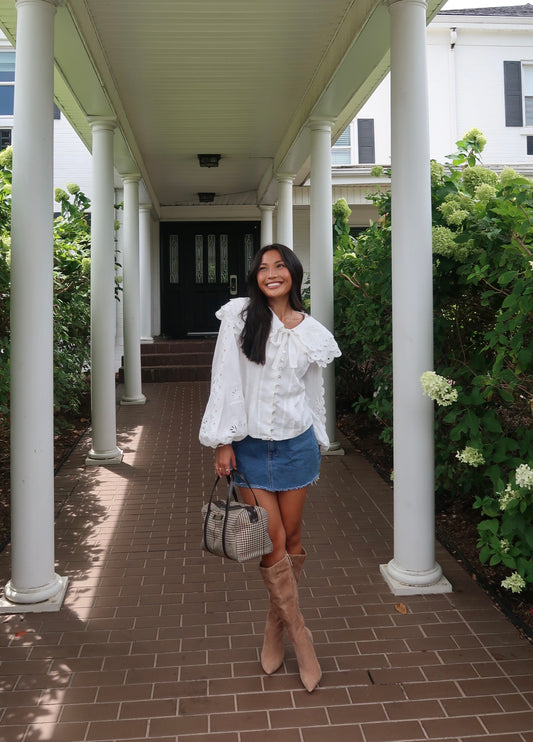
523, 63, 533, 127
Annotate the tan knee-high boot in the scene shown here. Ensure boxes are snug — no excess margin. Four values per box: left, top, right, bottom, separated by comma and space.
259, 554, 321, 692
260, 550, 306, 674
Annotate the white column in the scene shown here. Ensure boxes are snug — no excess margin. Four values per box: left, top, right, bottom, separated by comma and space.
139, 204, 153, 342
380, 0, 450, 594
86, 119, 123, 465
120, 175, 146, 405
259, 205, 274, 247
2, 0, 67, 609
276, 174, 295, 249
309, 119, 341, 453
114, 187, 124, 371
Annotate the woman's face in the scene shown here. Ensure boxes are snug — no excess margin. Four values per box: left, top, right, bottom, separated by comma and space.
256, 249, 292, 300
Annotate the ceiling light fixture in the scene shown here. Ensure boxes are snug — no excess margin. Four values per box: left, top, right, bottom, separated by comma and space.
197, 153, 221, 168
198, 192, 215, 203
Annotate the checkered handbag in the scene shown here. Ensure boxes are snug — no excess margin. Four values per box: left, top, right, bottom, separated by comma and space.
201, 471, 273, 562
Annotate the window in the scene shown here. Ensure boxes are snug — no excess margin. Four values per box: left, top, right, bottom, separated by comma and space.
523, 65, 533, 125
357, 119, 375, 164
0, 51, 15, 116
527, 136, 533, 155
0, 129, 11, 150
504, 60, 533, 127
332, 126, 351, 165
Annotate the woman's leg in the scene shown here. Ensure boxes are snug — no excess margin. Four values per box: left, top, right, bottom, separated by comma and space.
238, 487, 287, 566
237, 485, 308, 560
277, 487, 307, 556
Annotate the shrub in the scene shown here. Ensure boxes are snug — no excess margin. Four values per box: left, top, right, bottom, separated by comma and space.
0, 151, 92, 432
335, 131, 533, 591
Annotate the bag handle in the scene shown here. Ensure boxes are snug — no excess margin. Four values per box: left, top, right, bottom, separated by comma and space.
203, 470, 261, 559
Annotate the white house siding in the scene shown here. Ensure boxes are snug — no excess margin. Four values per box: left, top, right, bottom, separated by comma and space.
53, 114, 93, 205
447, 22, 533, 166
351, 76, 392, 166
337, 11, 533, 175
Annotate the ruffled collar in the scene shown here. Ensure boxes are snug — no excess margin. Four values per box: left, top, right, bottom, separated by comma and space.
269, 309, 340, 368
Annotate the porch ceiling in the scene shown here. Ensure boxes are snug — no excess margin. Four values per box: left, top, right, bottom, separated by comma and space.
0, 0, 444, 215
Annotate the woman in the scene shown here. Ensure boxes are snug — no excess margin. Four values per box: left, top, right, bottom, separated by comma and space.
199, 243, 340, 692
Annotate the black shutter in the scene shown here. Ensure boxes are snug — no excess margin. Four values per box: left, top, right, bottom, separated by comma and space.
357, 118, 375, 164
504, 61, 523, 127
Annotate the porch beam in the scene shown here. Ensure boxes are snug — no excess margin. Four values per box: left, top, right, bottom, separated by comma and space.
85, 118, 123, 465
1, 0, 67, 611
380, 0, 451, 595
120, 174, 146, 405
309, 118, 342, 454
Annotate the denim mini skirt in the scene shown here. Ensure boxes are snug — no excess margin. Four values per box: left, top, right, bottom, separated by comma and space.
232, 426, 321, 492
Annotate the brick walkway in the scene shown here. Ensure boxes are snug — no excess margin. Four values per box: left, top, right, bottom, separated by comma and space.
1, 381, 532, 742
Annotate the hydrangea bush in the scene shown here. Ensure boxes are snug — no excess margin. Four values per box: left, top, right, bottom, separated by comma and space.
334, 129, 533, 592
0, 148, 93, 433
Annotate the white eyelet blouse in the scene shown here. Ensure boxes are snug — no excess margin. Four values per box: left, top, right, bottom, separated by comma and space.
199, 297, 341, 451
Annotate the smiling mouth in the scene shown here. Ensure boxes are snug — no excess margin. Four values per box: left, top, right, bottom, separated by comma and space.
266, 282, 282, 288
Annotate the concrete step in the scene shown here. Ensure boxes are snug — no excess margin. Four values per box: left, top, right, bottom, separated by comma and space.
141, 339, 216, 355
123, 352, 214, 367
119, 338, 215, 384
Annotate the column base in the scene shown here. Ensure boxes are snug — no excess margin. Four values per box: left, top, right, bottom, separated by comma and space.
85, 447, 123, 466
0, 574, 68, 613
380, 562, 452, 596
323, 441, 345, 456
120, 393, 146, 406
140, 336, 153, 343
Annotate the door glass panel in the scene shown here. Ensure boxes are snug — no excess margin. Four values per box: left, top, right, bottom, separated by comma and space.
169, 235, 179, 284
244, 234, 254, 276
207, 234, 217, 283
195, 235, 204, 283
220, 234, 229, 284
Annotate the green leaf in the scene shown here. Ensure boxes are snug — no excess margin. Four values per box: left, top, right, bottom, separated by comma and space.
478, 519, 500, 535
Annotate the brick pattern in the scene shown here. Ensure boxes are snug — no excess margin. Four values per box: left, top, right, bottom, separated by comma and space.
1, 381, 532, 741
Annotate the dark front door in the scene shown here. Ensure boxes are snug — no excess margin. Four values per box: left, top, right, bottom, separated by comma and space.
160, 221, 260, 337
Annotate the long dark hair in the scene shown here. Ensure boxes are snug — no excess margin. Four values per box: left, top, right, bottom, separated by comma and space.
240, 243, 305, 364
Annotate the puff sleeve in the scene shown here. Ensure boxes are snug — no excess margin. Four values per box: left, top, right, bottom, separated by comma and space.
297, 316, 341, 451
199, 299, 248, 447
303, 362, 329, 450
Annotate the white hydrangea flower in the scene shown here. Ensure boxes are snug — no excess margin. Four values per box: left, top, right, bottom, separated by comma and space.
456, 446, 485, 467
498, 484, 520, 511
501, 572, 526, 594
515, 463, 533, 491
420, 371, 458, 407
499, 539, 511, 554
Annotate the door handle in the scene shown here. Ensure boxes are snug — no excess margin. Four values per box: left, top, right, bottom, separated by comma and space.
229, 275, 238, 296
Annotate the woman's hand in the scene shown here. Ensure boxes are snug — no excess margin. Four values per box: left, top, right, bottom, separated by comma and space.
215, 444, 236, 477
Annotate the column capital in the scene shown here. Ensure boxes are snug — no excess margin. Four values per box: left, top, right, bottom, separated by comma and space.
259, 204, 275, 212
16, 0, 65, 8
88, 117, 117, 132
139, 202, 152, 213
276, 172, 295, 184
308, 117, 335, 131
386, 0, 427, 10
121, 173, 141, 185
